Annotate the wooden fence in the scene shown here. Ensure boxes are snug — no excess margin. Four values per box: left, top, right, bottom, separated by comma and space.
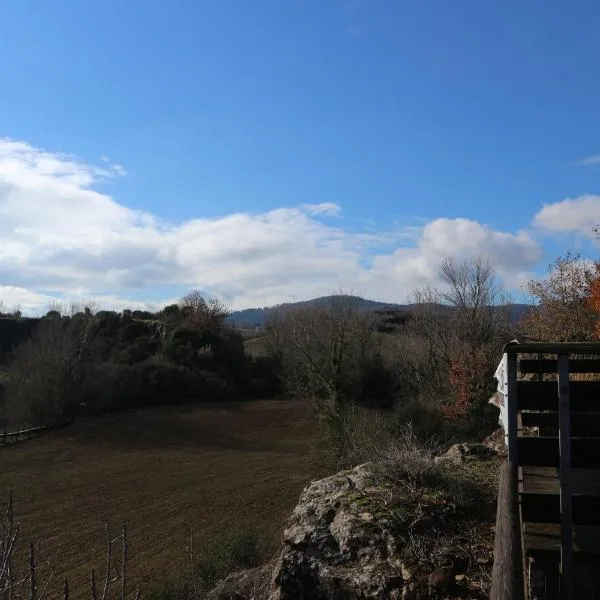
0, 419, 74, 447
0, 424, 49, 446
490, 342, 600, 600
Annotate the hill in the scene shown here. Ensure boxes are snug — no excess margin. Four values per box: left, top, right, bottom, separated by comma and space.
226, 295, 530, 328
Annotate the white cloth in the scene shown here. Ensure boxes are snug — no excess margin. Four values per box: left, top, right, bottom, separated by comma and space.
493, 354, 509, 446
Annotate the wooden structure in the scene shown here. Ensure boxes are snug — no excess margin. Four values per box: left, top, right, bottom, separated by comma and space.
491, 342, 600, 600
0, 424, 49, 446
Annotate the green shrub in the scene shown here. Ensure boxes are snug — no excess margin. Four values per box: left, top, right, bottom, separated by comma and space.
323, 404, 395, 469
195, 527, 267, 588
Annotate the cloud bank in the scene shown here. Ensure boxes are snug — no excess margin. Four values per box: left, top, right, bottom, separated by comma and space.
0, 138, 587, 314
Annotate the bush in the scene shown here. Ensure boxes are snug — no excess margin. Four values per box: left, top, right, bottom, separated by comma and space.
243, 356, 282, 398
148, 528, 269, 600
195, 528, 267, 588
393, 398, 451, 444
0, 317, 40, 365
323, 404, 395, 469
101, 363, 230, 412
377, 422, 442, 484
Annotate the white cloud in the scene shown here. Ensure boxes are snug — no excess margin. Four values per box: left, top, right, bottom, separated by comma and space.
299, 202, 342, 217
0, 286, 58, 312
579, 155, 600, 166
0, 138, 544, 313
369, 218, 541, 295
533, 194, 600, 237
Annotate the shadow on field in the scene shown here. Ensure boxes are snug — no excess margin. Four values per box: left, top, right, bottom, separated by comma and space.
55, 402, 282, 453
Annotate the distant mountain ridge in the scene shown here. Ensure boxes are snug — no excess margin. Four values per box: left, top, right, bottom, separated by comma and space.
226, 295, 530, 328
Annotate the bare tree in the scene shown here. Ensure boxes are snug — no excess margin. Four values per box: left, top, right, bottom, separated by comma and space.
410, 257, 510, 360
399, 256, 512, 431
4, 311, 100, 427
264, 294, 378, 419
179, 290, 229, 332
440, 256, 510, 347
7, 305, 22, 319
46, 300, 63, 316
0, 302, 21, 318
1, 494, 137, 600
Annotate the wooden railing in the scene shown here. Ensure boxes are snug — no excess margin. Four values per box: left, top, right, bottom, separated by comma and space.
490, 342, 600, 600
0, 424, 49, 446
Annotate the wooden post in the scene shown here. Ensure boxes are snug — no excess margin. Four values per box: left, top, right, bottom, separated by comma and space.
507, 352, 518, 465
491, 349, 524, 599
557, 354, 574, 599
490, 460, 524, 600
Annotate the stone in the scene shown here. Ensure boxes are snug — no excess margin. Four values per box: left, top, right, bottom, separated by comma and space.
482, 428, 507, 457
427, 569, 452, 593
208, 459, 494, 599
434, 443, 494, 466
269, 463, 407, 599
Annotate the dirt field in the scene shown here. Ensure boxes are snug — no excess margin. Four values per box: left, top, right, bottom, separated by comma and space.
0, 400, 324, 597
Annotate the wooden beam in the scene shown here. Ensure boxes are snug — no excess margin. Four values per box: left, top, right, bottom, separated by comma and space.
557, 354, 574, 599
504, 342, 600, 354
517, 382, 600, 411
490, 460, 524, 600
525, 523, 600, 556
507, 352, 518, 465
521, 466, 600, 496
520, 358, 600, 374
521, 412, 600, 437
521, 494, 600, 526
518, 437, 600, 468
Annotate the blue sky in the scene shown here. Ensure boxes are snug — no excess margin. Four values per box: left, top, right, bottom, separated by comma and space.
1, 0, 599, 312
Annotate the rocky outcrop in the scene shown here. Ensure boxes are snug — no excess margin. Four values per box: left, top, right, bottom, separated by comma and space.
268, 463, 407, 600
209, 454, 496, 599
265, 461, 493, 600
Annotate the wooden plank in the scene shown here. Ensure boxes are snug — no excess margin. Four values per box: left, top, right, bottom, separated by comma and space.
520, 412, 600, 436
557, 354, 573, 599
521, 494, 600, 526
505, 342, 600, 354
522, 466, 600, 496
507, 352, 518, 464
524, 523, 600, 556
517, 381, 600, 410
490, 460, 524, 600
518, 437, 600, 468
521, 550, 600, 599
520, 358, 600, 374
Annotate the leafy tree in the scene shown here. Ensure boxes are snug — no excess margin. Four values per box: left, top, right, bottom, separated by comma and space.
520, 252, 600, 342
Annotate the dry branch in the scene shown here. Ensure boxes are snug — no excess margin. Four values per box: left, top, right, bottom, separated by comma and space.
1, 496, 135, 600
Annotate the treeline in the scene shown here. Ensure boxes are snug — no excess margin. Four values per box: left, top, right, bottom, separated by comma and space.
260, 252, 600, 463
0, 293, 279, 428
263, 257, 513, 456
1, 251, 597, 439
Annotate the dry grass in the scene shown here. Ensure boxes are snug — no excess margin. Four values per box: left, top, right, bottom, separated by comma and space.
0, 400, 324, 599
242, 337, 269, 358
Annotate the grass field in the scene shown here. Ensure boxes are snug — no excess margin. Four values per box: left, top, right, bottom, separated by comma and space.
0, 400, 324, 598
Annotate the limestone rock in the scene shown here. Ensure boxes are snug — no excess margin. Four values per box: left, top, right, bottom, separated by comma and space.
434, 443, 494, 466
269, 463, 407, 599
208, 460, 494, 599
482, 428, 507, 457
